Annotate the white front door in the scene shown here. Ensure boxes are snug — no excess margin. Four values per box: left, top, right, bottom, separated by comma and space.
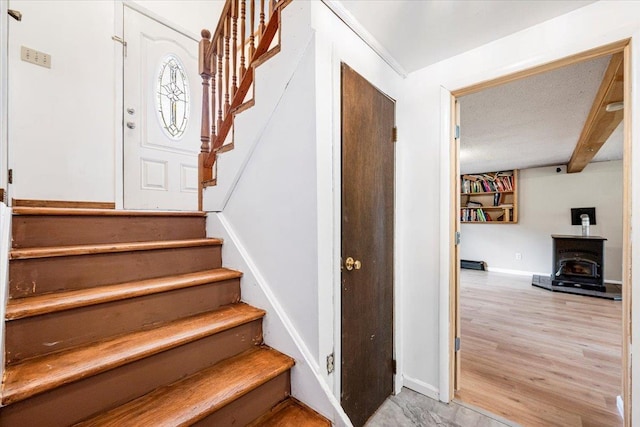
123, 7, 201, 210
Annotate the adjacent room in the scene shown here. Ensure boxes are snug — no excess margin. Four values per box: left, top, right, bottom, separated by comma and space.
455, 54, 624, 425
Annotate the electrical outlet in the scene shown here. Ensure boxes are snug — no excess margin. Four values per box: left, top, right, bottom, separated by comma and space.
21, 46, 51, 69
515, 252, 522, 260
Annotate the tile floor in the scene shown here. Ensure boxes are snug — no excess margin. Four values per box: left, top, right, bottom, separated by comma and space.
365, 388, 518, 427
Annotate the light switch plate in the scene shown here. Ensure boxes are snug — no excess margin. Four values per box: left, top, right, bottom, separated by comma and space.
20, 46, 51, 69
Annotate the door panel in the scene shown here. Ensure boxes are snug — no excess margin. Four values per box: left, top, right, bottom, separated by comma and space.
123, 7, 200, 210
341, 63, 394, 427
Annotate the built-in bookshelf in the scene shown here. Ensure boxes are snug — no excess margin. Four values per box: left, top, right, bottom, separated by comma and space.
460, 169, 518, 224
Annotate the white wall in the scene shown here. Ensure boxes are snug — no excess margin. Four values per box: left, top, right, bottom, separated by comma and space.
222, 36, 320, 359
398, 0, 640, 408
129, 0, 225, 38
7, 0, 116, 203
4, 0, 221, 204
461, 161, 623, 281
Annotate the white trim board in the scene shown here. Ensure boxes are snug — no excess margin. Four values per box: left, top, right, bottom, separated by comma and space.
114, 1, 124, 209
438, 87, 452, 403
319, 0, 407, 78
1, 1, 9, 199
123, 1, 200, 42
403, 375, 440, 401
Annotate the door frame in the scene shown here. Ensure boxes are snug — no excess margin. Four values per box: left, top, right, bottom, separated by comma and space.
444, 38, 634, 425
115, 1, 201, 209
0, 1, 8, 203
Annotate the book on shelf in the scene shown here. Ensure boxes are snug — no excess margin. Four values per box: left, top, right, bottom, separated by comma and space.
461, 208, 492, 222
461, 171, 514, 194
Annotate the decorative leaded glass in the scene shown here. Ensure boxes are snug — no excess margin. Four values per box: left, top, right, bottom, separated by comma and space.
156, 54, 190, 139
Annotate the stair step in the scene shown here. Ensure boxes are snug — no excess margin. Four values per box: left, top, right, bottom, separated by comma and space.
9, 239, 223, 298
12, 207, 206, 216
12, 208, 207, 248
0, 317, 264, 426
75, 347, 294, 426
12, 206, 207, 217
10, 238, 222, 260
6, 268, 242, 320
249, 398, 331, 427
2, 303, 265, 405
5, 268, 244, 363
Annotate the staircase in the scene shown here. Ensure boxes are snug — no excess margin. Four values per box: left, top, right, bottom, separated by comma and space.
0, 207, 330, 426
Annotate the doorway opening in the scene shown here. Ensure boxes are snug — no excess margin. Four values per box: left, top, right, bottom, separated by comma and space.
449, 40, 631, 426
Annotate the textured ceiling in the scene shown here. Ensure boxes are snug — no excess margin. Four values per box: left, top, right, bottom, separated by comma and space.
336, 0, 595, 73
458, 55, 623, 175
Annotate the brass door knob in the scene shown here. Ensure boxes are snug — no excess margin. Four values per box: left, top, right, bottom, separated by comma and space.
345, 256, 362, 271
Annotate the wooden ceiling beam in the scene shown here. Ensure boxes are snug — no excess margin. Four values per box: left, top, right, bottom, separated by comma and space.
567, 53, 624, 173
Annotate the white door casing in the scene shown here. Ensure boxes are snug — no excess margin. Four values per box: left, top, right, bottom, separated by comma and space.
123, 7, 200, 210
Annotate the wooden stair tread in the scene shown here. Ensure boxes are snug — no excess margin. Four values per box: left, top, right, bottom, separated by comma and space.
10, 238, 223, 260
2, 303, 265, 405
248, 398, 331, 427
75, 347, 294, 426
6, 268, 243, 320
12, 207, 206, 217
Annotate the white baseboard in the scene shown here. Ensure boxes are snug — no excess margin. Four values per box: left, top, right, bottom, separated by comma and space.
403, 375, 439, 401
617, 395, 623, 417
485, 267, 548, 277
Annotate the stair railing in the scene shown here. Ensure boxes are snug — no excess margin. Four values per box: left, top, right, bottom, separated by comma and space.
198, 0, 286, 210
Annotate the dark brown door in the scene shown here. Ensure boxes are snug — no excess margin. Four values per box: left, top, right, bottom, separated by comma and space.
341, 63, 395, 427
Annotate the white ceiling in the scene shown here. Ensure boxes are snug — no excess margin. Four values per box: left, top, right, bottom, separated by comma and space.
458, 55, 623, 174
334, 0, 622, 174
336, 0, 595, 73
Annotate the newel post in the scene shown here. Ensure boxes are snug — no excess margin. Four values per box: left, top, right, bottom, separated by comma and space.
199, 29, 213, 211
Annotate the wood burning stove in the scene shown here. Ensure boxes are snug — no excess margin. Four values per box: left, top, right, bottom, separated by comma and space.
551, 235, 606, 292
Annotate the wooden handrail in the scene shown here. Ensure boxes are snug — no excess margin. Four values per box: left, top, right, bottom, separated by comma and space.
198, 0, 287, 209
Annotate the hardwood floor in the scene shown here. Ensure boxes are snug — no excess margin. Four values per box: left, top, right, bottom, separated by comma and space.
455, 270, 622, 427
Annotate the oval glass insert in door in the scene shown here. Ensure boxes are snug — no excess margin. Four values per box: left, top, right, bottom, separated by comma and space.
155, 54, 190, 140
